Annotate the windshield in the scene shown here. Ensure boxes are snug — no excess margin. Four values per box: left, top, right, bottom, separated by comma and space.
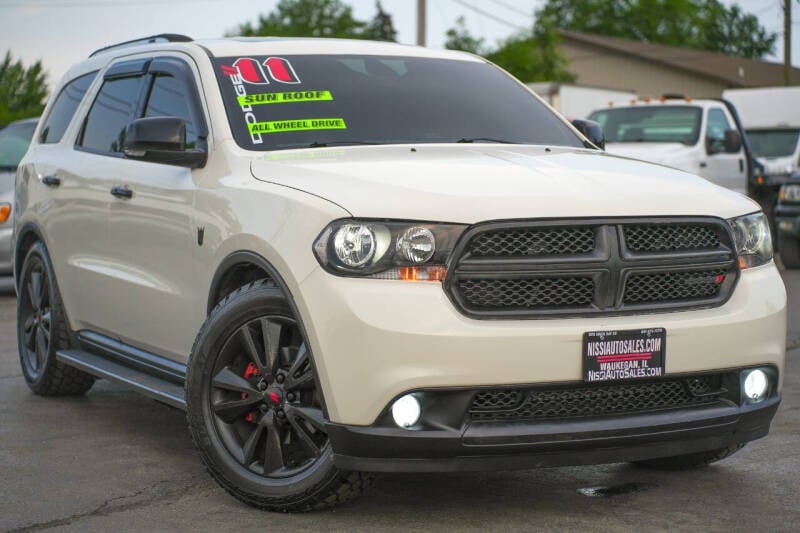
588, 106, 702, 145
213, 54, 583, 151
0, 120, 37, 169
746, 129, 800, 158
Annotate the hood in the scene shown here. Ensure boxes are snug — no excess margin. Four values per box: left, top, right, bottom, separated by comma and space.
250, 144, 757, 223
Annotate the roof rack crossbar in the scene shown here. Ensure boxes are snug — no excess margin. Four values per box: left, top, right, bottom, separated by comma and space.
89, 34, 193, 58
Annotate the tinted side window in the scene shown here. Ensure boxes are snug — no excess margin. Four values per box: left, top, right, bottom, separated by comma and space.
39, 71, 97, 144
144, 74, 199, 148
81, 76, 146, 154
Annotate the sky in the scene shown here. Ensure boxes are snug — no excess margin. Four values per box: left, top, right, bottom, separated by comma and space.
0, 0, 797, 91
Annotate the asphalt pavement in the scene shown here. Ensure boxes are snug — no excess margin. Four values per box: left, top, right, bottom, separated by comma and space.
1, 272, 798, 532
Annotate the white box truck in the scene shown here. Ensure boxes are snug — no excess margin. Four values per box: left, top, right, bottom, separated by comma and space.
528, 83, 636, 120
723, 87, 800, 183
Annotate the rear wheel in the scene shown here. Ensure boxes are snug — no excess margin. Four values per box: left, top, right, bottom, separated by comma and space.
779, 233, 800, 269
17, 241, 94, 395
186, 280, 371, 512
634, 443, 745, 470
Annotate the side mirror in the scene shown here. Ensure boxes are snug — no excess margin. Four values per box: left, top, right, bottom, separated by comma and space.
571, 119, 605, 150
124, 116, 206, 168
724, 129, 742, 153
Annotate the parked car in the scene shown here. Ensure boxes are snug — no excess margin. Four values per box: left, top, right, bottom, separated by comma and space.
0, 117, 38, 275
588, 97, 756, 195
774, 176, 800, 267
14, 35, 785, 512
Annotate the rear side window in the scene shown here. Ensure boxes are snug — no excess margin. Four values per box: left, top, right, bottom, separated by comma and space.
80, 76, 146, 154
39, 71, 97, 144
144, 74, 200, 148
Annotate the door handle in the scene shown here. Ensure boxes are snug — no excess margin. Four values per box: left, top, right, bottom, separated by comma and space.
739, 159, 744, 173
41, 175, 61, 187
110, 185, 133, 199
699, 162, 707, 168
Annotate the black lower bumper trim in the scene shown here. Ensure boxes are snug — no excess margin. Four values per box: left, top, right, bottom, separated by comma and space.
328, 396, 779, 473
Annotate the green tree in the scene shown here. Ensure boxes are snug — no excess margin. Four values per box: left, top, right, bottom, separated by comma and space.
445, 16, 485, 55
231, 0, 365, 38
0, 51, 48, 127
363, 1, 397, 42
536, 0, 776, 59
444, 16, 573, 82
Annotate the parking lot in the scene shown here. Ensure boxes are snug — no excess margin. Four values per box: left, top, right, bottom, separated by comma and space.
0, 270, 798, 532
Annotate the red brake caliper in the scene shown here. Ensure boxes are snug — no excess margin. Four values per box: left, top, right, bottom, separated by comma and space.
243, 362, 259, 422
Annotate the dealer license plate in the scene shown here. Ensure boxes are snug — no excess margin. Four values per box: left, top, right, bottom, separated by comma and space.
583, 328, 666, 383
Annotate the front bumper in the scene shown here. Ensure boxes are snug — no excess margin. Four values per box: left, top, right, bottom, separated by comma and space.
296, 263, 786, 426
328, 394, 780, 472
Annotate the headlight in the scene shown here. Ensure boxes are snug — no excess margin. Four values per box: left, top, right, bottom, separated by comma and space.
779, 184, 800, 203
727, 212, 773, 269
313, 219, 467, 280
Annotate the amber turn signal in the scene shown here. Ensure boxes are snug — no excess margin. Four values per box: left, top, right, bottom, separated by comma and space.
0, 203, 10, 223
399, 266, 447, 282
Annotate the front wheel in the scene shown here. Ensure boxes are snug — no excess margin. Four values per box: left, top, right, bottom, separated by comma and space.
186, 280, 371, 512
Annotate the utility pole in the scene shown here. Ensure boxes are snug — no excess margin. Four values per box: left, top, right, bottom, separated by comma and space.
417, 0, 426, 47
784, 0, 792, 85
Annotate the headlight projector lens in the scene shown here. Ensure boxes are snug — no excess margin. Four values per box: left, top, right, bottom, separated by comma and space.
743, 369, 769, 402
391, 394, 421, 428
396, 226, 436, 263
333, 224, 376, 267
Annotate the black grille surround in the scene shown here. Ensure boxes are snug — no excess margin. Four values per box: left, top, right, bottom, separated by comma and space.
469, 373, 737, 422
445, 218, 739, 319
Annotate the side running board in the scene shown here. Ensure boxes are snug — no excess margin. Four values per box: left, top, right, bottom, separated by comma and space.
57, 349, 187, 410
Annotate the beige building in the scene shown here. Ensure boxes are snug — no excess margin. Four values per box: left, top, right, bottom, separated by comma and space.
560, 30, 800, 98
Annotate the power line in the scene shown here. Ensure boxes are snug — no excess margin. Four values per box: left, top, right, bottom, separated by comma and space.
486, 0, 535, 19
448, 0, 528, 31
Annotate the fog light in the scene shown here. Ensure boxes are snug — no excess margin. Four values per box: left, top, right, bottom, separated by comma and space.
391, 394, 421, 428
743, 369, 769, 402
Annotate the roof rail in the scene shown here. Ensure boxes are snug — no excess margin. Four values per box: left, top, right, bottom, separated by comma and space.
89, 34, 193, 58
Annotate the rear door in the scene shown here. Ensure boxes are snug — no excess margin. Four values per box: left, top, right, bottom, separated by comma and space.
703, 106, 746, 193
27, 70, 117, 332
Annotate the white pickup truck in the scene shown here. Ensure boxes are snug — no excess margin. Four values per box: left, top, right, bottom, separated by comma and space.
588, 97, 754, 195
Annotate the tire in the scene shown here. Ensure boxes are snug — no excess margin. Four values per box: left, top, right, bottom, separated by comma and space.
17, 241, 95, 396
779, 233, 800, 269
633, 443, 745, 471
186, 279, 372, 512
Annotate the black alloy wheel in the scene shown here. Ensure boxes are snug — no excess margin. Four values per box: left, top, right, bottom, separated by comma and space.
19, 257, 51, 378
187, 280, 371, 512
17, 241, 94, 395
210, 315, 328, 477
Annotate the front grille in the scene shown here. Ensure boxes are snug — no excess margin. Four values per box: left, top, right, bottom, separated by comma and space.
446, 218, 738, 318
624, 269, 727, 304
470, 227, 595, 257
458, 277, 594, 310
470, 374, 729, 422
623, 224, 720, 252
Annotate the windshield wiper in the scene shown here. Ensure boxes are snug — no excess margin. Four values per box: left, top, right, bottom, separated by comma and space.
456, 137, 518, 144
307, 140, 386, 148
0, 164, 18, 172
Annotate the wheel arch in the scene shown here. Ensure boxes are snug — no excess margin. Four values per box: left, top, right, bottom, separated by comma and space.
205, 250, 332, 420
14, 222, 47, 291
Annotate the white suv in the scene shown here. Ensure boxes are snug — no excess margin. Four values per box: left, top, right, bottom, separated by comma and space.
14, 35, 786, 512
